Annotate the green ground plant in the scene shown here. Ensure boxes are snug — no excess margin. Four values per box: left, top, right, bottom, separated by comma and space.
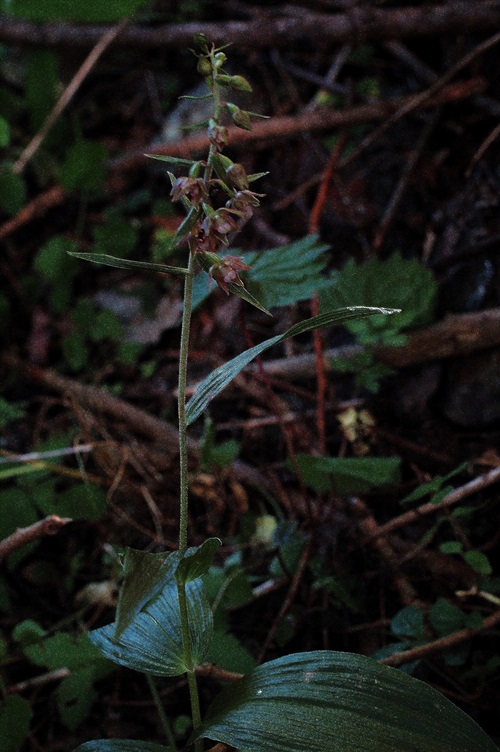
65, 37, 498, 752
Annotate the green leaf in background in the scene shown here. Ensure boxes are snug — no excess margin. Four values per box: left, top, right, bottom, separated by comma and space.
0, 397, 25, 428
0, 695, 32, 752
1, 0, 147, 23
14, 626, 112, 731
186, 306, 398, 425
291, 455, 401, 495
204, 628, 256, 675
195, 650, 499, 752
90, 578, 213, 675
114, 548, 182, 639
26, 50, 58, 130
91, 213, 139, 259
36, 484, 107, 520
75, 743, 169, 752
401, 462, 468, 505
244, 235, 330, 309
33, 236, 79, 313
59, 140, 108, 192
0, 165, 26, 215
0, 116, 9, 147
390, 604, 426, 640
320, 252, 437, 346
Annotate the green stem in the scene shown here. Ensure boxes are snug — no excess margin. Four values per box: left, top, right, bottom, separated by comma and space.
146, 673, 178, 752
177, 248, 196, 554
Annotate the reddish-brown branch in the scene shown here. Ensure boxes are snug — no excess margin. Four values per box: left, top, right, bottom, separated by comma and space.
0, 515, 71, 562
112, 77, 484, 173
1, 4, 499, 49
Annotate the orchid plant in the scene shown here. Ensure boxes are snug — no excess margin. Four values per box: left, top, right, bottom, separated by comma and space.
72, 36, 498, 752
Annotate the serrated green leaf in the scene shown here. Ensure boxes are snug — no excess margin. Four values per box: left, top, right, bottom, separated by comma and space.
90, 578, 213, 676
291, 455, 401, 495
114, 548, 182, 639
186, 306, 397, 425
75, 743, 169, 752
429, 598, 465, 635
175, 538, 222, 586
320, 252, 437, 346
68, 251, 188, 275
244, 235, 330, 309
195, 650, 498, 752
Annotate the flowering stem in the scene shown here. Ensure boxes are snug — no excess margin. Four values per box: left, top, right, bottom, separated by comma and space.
177, 248, 196, 554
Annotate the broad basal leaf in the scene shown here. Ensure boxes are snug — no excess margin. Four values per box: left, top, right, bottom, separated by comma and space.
186, 306, 397, 425
114, 549, 182, 639
90, 579, 212, 676
195, 650, 498, 752
175, 538, 221, 586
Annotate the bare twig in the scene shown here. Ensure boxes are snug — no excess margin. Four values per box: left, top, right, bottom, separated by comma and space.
366, 465, 500, 542
8, 668, 70, 694
13, 18, 128, 174
0, 515, 71, 562
1, 4, 499, 49
380, 609, 500, 667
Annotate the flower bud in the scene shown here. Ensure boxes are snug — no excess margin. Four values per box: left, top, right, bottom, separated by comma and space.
226, 163, 249, 190
208, 119, 229, 151
226, 103, 252, 131
214, 52, 227, 70
216, 74, 253, 92
197, 55, 212, 77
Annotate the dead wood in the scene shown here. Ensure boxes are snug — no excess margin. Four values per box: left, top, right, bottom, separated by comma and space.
1, 3, 499, 49
111, 77, 484, 173
0, 515, 71, 562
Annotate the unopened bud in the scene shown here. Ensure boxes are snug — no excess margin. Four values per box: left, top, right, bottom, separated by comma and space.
216, 74, 253, 93
226, 163, 249, 190
214, 52, 227, 70
197, 56, 212, 77
226, 103, 252, 131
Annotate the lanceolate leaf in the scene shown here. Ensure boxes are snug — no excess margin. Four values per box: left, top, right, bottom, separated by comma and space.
68, 252, 188, 276
90, 579, 213, 676
185, 306, 397, 425
75, 742, 169, 752
195, 651, 498, 752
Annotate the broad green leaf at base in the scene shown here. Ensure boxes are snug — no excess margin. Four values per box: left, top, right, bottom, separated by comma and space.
195, 650, 498, 752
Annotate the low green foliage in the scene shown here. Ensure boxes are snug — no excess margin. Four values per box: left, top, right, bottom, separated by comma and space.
291, 454, 401, 495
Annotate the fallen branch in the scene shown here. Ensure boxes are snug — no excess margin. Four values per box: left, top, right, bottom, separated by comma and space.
366, 464, 500, 542
0, 515, 71, 562
380, 608, 500, 668
111, 77, 483, 173
0, 3, 499, 49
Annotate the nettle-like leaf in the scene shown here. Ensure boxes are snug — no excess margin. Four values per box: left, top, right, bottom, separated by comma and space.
192, 235, 330, 311
291, 455, 401, 495
320, 252, 437, 346
175, 537, 222, 586
195, 650, 499, 752
90, 578, 212, 676
186, 306, 398, 425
